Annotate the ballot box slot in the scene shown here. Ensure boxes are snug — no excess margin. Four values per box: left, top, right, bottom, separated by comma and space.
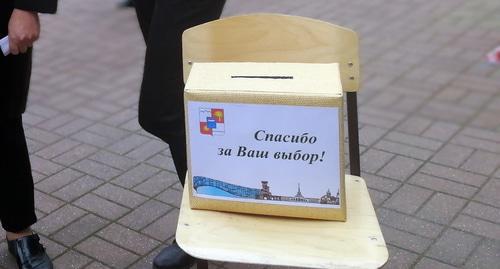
231, 75, 294, 80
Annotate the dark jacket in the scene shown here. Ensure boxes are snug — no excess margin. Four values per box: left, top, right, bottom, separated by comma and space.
0, 0, 57, 118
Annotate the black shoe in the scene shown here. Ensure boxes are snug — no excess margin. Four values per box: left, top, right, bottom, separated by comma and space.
7, 234, 53, 269
153, 241, 195, 269
118, 0, 134, 8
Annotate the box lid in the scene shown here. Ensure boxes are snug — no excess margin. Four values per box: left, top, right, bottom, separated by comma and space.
185, 62, 343, 97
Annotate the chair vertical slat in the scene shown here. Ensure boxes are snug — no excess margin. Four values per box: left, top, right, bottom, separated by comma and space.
347, 92, 361, 176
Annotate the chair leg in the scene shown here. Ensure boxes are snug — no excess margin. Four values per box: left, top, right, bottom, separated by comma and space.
346, 92, 361, 176
197, 259, 208, 269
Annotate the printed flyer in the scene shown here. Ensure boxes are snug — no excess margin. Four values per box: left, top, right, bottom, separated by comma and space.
187, 101, 342, 208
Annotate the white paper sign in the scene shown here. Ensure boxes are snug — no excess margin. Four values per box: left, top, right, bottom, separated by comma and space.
188, 101, 342, 208
0, 36, 9, 56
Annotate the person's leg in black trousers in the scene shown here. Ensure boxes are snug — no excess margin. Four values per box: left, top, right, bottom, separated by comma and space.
0, 116, 37, 233
0, 55, 54, 269
134, 0, 225, 268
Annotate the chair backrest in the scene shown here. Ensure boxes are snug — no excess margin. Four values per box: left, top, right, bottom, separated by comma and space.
182, 13, 359, 92
182, 13, 361, 175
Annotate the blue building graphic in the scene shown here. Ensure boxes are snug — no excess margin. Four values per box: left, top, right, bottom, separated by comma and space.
193, 176, 339, 205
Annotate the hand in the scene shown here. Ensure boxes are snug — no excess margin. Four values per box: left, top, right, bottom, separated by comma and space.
8, 9, 40, 55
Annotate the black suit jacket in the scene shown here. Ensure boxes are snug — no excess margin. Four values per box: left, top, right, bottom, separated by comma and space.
0, 0, 57, 118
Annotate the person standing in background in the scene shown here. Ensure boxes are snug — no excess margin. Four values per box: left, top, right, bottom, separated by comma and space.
133, 0, 225, 268
0, 0, 57, 269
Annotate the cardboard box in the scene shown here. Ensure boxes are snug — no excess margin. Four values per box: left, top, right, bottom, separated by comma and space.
184, 62, 345, 220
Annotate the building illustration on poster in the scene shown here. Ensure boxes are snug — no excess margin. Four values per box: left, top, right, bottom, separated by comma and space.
193, 176, 340, 206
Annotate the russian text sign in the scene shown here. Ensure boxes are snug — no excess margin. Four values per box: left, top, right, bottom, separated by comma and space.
188, 101, 341, 208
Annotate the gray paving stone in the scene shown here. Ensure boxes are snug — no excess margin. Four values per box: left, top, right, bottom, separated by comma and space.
107, 133, 150, 155
53, 118, 93, 136
385, 131, 443, 151
363, 173, 401, 194
461, 127, 500, 144
142, 209, 179, 241
133, 171, 178, 197
89, 150, 139, 171
377, 208, 444, 239
71, 130, 115, 148
461, 150, 500, 175
382, 246, 419, 269
471, 110, 500, 129
69, 96, 105, 112
93, 183, 147, 209
118, 200, 171, 230
27, 104, 59, 118
417, 193, 467, 225
76, 237, 139, 269
112, 164, 160, 188
36, 138, 81, 159
419, 101, 475, 123
74, 193, 129, 220
414, 258, 459, 269
452, 134, 500, 154
127, 247, 163, 269
465, 239, 500, 269
473, 178, 500, 207
427, 228, 482, 266
452, 214, 500, 240
374, 140, 433, 160
155, 188, 183, 208
462, 201, 500, 224
396, 116, 433, 135
360, 149, 394, 174
52, 144, 99, 166
84, 262, 112, 269
378, 156, 423, 181
145, 153, 177, 173
381, 225, 432, 253
32, 171, 47, 184
52, 175, 103, 202
34, 190, 65, 214
359, 111, 401, 128
38, 113, 76, 131
86, 123, 129, 139
97, 223, 160, 255
368, 188, 390, 207
26, 137, 46, 154
52, 213, 109, 247
409, 173, 478, 199
125, 140, 168, 162
103, 108, 137, 127
383, 184, 433, 214
461, 92, 492, 109
34, 205, 87, 235
30, 155, 65, 176
420, 163, 487, 187
53, 250, 92, 269
359, 125, 388, 146
120, 118, 143, 132
71, 159, 122, 181
422, 121, 461, 141
25, 127, 61, 144
431, 144, 474, 168
36, 168, 84, 193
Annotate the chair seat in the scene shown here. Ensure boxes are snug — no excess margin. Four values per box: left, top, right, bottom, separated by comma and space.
176, 175, 388, 269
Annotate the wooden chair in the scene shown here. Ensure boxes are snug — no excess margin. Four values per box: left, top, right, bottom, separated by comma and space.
177, 13, 388, 269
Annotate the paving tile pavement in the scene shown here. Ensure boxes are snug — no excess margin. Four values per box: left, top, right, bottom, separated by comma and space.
1, 0, 499, 268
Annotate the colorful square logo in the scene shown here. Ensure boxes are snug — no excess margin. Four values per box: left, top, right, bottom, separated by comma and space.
199, 108, 225, 136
